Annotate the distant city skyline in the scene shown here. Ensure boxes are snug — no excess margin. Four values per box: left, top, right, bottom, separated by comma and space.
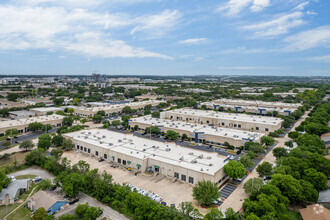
0, 0, 330, 76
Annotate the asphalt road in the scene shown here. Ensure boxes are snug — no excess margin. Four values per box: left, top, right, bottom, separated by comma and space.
0, 128, 57, 149
8, 166, 55, 179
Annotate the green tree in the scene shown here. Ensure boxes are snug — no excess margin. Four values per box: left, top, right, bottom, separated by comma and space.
111, 120, 121, 127
239, 154, 254, 168
63, 117, 74, 126
178, 202, 202, 219
0, 172, 11, 193
75, 203, 103, 220
296, 133, 325, 154
225, 208, 242, 220
62, 138, 74, 151
151, 111, 160, 118
146, 126, 161, 135
5, 128, 18, 138
52, 135, 63, 147
39, 178, 53, 190
93, 114, 103, 123
59, 214, 77, 220
61, 173, 84, 198
67, 108, 75, 115
165, 130, 179, 140
288, 131, 299, 140
256, 162, 273, 178
32, 207, 48, 220
224, 161, 246, 179
243, 178, 264, 195
97, 110, 106, 116
73, 98, 80, 105
38, 133, 52, 150
80, 118, 88, 124
53, 97, 64, 105
181, 133, 188, 141
261, 136, 275, 147
50, 148, 64, 159
204, 209, 224, 220
0, 108, 9, 117
285, 140, 293, 148
303, 168, 328, 191
193, 180, 219, 206
273, 147, 288, 159
42, 124, 53, 133
29, 122, 44, 132
19, 140, 34, 151
7, 93, 19, 102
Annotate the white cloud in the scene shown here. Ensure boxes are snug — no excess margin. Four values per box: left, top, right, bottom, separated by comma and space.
178, 38, 207, 44
243, 11, 305, 38
218, 66, 268, 70
284, 26, 330, 51
216, 0, 270, 16
0, 4, 172, 59
130, 10, 182, 38
294, 1, 309, 10
251, 0, 270, 12
307, 55, 330, 63
219, 46, 265, 54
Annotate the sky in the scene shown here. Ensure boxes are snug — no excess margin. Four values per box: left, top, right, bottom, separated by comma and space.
0, 0, 330, 76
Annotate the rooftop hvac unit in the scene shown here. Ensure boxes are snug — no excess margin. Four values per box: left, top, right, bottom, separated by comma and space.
179, 157, 184, 161
200, 168, 204, 171
88, 132, 91, 134
224, 133, 227, 136
207, 156, 211, 159
209, 163, 213, 166
152, 145, 155, 148
143, 149, 146, 151
118, 139, 122, 142
78, 136, 80, 138
84, 136, 88, 139
198, 154, 203, 159
191, 160, 197, 164
109, 143, 113, 146
165, 148, 171, 151
263, 121, 266, 123
100, 141, 103, 144
102, 135, 106, 138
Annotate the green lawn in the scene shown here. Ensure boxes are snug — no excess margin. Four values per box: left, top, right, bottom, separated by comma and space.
7, 205, 31, 220
15, 174, 37, 180
285, 210, 301, 220
0, 203, 20, 219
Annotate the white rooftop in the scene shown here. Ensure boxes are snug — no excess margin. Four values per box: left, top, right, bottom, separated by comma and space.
213, 99, 302, 108
167, 109, 283, 126
65, 129, 227, 175
132, 116, 264, 141
30, 107, 62, 112
0, 114, 64, 129
201, 102, 297, 113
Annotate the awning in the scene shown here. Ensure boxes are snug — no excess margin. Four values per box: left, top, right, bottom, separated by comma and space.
136, 164, 141, 168
154, 165, 159, 169
127, 161, 131, 164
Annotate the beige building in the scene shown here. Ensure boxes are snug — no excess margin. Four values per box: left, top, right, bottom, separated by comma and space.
0, 114, 64, 135
68, 100, 164, 117
0, 99, 28, 109
201, 101, 297, 116
130, 116, 264, 147
64, 129, 228, 185
161, 109, 283, 133
30, 107, 62, 116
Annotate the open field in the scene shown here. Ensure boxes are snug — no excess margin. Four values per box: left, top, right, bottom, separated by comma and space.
15, 174, 37, 180
0, 151, 29, 171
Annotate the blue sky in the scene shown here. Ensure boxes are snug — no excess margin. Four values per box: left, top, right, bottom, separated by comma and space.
0, 0, 330, 76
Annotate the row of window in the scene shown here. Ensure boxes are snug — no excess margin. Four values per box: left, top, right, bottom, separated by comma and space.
174, 172, 194, 184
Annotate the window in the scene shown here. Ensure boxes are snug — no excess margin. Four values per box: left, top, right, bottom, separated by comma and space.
123, 160, 126, 165
234, 124, 237, 127
238, 124, 241, 128
256, 127, 259, 131
84, 147, 86, 152
104, 154, 107, 159
118, 158, 121, 163
80, 146, 83, 150
221, 122, 225, 126
77, 145, 79, 149
174, 172, 179, 179
265, 128, 269, 132
206, 120, 209, 124
181, 175, 186, 181
88, 148, 90, 153
189, 177, 194, 184
95, 151, 99, 156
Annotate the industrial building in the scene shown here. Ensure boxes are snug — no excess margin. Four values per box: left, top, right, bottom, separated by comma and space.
68, 100, 164, 117
64, 129, 228, 185
30, 107, 62, 116
204, 99, 301, 109
161, 109, 283, 133
9, 110, 36, 119
0, 114, 64, 135
200, 102, 297, 116
130, 116, 264, 147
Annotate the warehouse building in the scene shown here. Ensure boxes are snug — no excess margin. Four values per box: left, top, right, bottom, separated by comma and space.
130, 116, 264, 147
64, 129, 228, 185
161, 109, 283, 133
69, 100, 164, 117
204, 99, 301, 109
200, 102, 297, 116
9, 110, 36, 119
0, 114, 64, 135
30, 107, 62, 116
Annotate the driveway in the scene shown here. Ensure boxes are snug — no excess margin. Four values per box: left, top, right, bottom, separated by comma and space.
55, 193, 128, 220
8, 166, 55, 179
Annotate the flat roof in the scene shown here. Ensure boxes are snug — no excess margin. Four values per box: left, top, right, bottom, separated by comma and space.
64, 129, 227, 175
0, 114, 64, 129
73, 100, 164, 112
201, 102, 298, 113
131, 116, 264, 141
213, 99, 302, 108
9, 110, 35, 116
166, 109, 283, 126
30, 107, 62, 112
